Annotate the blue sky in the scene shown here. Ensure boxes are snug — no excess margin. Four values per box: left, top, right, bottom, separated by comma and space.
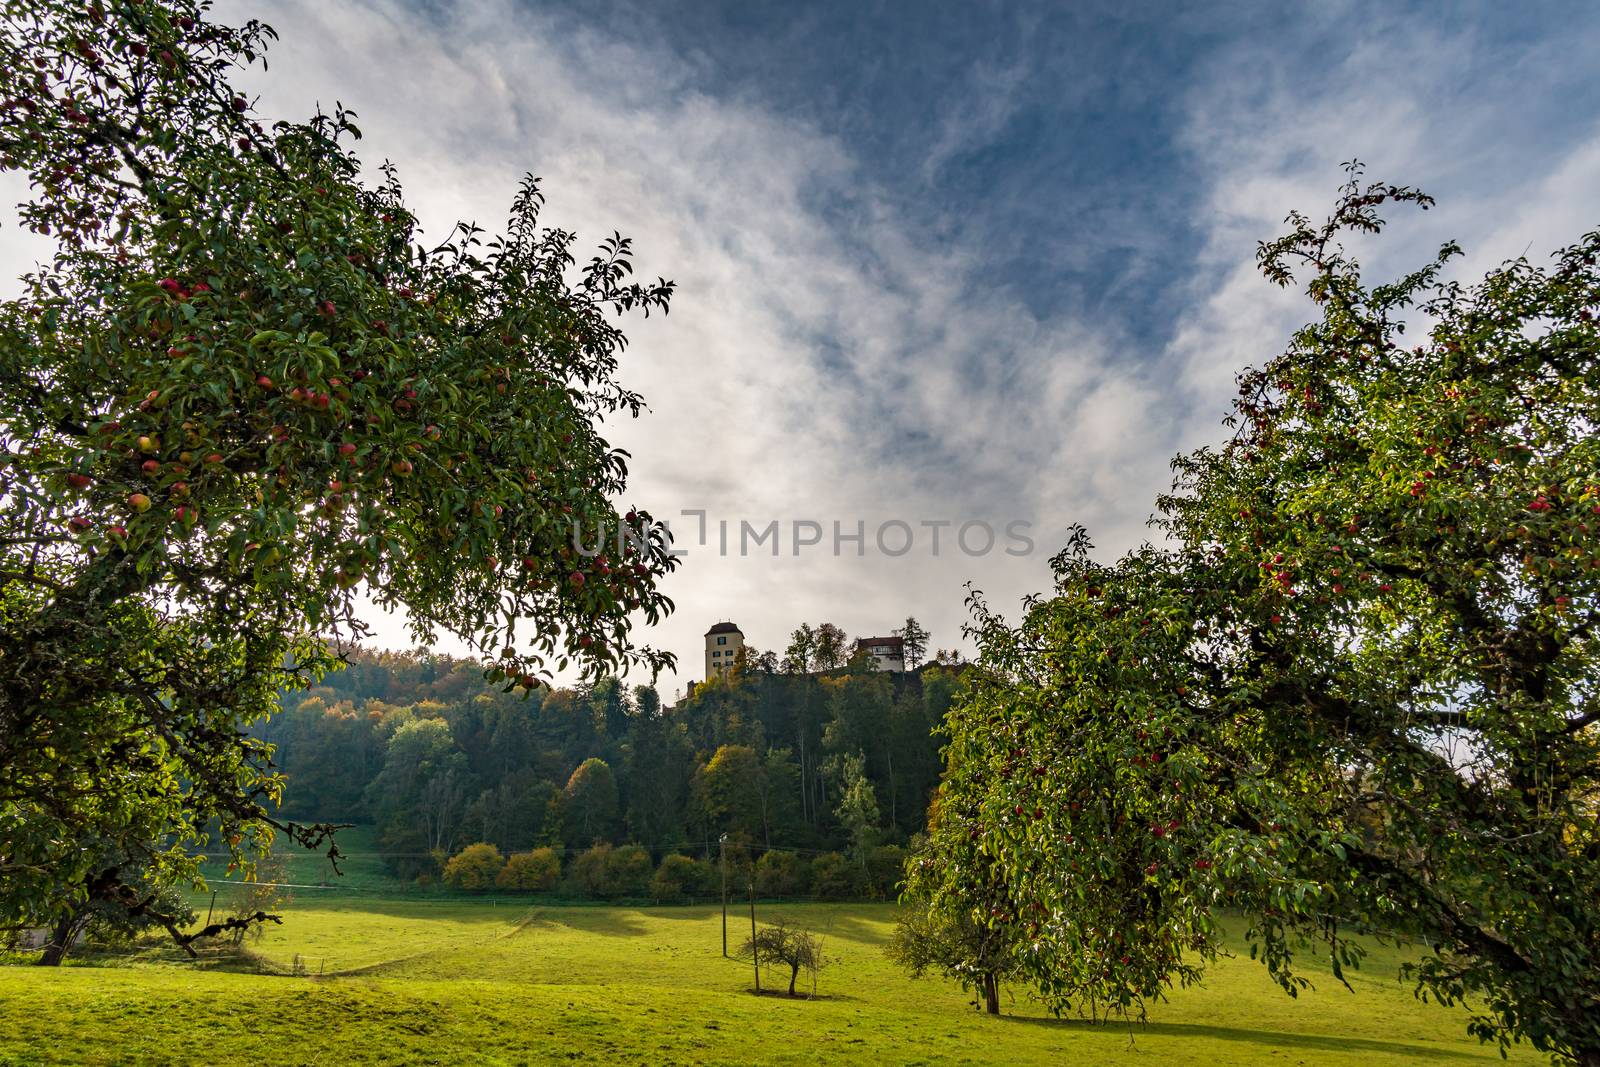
527, 0, 1599, 328
7, 0, 1597, 692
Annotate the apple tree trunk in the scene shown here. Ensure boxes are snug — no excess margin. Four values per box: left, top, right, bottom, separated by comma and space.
982, 972, 1000, 1015
34, 913, 79, 967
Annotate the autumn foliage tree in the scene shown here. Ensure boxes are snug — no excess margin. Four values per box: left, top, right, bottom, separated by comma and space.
0, 0, 676, 958
441, 843, 504, 892
940, 169, 1600, 1063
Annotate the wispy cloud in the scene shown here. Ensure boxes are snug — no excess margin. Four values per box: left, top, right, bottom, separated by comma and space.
919, 56, 1032, 184
1166, 11, 1600, 439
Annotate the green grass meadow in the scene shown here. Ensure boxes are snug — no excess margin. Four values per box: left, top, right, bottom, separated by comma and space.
0, 852, 1547, 1067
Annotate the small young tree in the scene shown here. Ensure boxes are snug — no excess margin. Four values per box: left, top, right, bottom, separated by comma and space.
442, 843, 504, 891
224, 851, 291, 945
739, 917, 827, 996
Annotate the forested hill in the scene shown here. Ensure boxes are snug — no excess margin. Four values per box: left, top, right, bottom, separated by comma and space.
257, 647, 961, 880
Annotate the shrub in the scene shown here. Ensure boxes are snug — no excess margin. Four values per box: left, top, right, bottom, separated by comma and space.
810, 852, 863, 900
496, 847, 560, 891
602, 844, 654, 899
565, 843, 612, 898
442, 843, 505, 891
651, 853, 710, 902
865, 844, 907, 899
754, 850, 809, 898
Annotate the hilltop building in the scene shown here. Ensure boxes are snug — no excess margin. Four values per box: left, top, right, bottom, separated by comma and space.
854, 635, 905, 672
705, 621, 745, 678
691, 621, 909, 695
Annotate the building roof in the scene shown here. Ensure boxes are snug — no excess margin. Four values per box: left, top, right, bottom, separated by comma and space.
705, 621, 743, 636
855, 635, 904, 652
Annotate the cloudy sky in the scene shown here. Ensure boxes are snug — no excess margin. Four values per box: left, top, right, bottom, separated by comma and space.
8, 1, 1599, 696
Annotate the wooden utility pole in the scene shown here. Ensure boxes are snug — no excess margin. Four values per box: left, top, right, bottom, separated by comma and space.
720, 834, 728, 958
749, 873, 759, 993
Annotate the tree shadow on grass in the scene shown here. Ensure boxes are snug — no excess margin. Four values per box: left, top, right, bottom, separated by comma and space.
746, 987, 859, 1003
995, 1017, 1484, 1061
536, 909, 652, 938
268, 895, 530, 926
625, 904, 720, 922
805, 914, 890, 944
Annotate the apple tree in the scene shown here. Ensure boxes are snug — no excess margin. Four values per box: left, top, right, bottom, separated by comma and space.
940, 169, 1600, 1064
893, 789, 1025, 1015
0, 1, 677, 957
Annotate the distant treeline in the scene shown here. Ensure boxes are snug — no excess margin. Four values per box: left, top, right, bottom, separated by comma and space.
435, 840, 908, 903
257, 645, 962, 889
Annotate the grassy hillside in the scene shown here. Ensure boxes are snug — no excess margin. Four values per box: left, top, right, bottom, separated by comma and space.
0, 897, 1545, 1066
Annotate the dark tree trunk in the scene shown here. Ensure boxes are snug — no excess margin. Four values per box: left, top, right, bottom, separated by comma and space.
35, 913, 79, 967
887, 749, 897, 829
797, 719, 809, 824
982, 972, 1000, 1015
789, 962, 800, 996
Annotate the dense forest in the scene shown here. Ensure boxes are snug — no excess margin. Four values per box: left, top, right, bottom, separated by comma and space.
258, 635, 962, 896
